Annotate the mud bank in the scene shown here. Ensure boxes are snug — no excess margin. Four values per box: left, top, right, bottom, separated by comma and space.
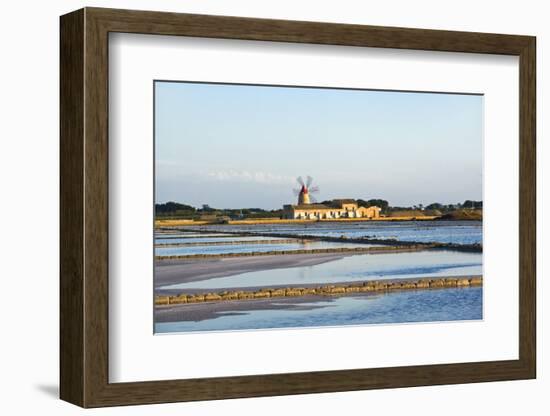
155, 276, 482, 306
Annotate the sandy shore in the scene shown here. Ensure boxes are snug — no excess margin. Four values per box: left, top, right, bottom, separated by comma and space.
155, 252, 348, 289
155, 295, 334, 323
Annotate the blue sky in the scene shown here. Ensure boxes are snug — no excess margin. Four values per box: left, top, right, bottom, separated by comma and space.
155, 81, 482, 209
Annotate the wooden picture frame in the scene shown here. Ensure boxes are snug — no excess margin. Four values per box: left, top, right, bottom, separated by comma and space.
60, 7, 536, 408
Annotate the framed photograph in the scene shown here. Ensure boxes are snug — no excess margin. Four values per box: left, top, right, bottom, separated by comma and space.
60, 7, 536, 407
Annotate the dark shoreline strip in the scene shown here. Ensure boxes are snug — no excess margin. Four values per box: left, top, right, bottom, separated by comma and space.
155, 245, 431, 260
155, 276, 483, 306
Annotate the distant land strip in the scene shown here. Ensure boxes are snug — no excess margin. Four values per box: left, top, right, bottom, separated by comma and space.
154, 245, 432, 260
155, 276, 483, 306
155, 216, 443, 227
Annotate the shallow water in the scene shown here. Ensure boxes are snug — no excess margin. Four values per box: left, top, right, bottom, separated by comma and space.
186, 220, 482, 245
155, 286, 482, 333
155, 235, 278, 245
155, 233, 232, 239
155, 240, 377, 257
162, 250, 482, 290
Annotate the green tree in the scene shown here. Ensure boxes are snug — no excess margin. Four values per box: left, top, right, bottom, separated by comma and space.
357, 199, 389, 213
155, 201, 196, 214
426, 202, 444, 210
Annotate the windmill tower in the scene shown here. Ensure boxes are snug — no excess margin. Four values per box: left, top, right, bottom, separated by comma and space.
294, 176, 319, 205
298, 184, 311, 205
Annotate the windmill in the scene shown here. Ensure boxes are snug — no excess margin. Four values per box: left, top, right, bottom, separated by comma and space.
293, 175, 319, 205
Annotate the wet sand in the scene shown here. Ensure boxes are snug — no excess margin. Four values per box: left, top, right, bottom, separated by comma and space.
155, 252, 348, 289
155, 295, 338, 323
154, 248, 438, 290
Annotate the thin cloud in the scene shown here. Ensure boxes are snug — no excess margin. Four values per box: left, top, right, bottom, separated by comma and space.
207, 170, 295, 185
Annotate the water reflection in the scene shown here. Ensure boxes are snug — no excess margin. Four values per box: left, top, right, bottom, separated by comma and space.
185, 220, 482, 245
155, 240, 378, 257
155, 286, 482, 333
163, 250, 482, 290
155, 235, 280, 245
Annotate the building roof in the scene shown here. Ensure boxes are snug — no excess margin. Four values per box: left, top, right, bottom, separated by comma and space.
288, 204, 332, 210
285, 201, 382, 211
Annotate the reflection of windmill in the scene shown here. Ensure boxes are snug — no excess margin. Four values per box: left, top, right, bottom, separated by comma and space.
293, 176, 320, 205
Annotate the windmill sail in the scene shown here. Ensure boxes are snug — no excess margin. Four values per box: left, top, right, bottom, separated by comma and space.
295, 175, 319, 205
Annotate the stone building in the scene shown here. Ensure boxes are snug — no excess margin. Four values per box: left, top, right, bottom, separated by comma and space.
283, 198, 381, 220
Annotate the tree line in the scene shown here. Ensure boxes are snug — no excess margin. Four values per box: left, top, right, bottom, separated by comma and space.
155, 199, 482, 219
155, 202, 283, 220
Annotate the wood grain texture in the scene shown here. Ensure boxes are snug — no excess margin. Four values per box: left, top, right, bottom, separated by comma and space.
59, 7, 537, 408
83, 9, 110, 406
518, 38, 536, 375
59, 8, 84, 407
